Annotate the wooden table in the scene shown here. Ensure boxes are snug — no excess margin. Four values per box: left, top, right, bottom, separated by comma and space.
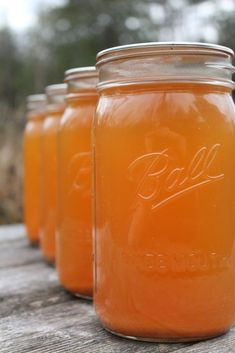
1, 224, 235, 353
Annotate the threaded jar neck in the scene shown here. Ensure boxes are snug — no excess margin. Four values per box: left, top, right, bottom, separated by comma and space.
96, 42, 235, 91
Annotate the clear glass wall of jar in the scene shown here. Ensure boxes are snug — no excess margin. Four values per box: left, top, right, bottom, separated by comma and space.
40, 84, 67, 264
23, 94, 46, 245
57, 67, 98, 298
94, 42, 235, 342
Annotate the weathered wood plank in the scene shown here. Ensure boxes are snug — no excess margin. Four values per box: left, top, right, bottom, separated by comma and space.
0, 282, 73, 319
172, 327, 235, 353
0, 262, 73, 318
0, 262, 56, 297
0, 237, 42, 268
0, 301, 188, 353
0, 224, 25, 243
1, 224, 235, 353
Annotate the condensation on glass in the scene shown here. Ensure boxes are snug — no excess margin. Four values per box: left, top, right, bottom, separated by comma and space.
40, 83, 67, 263
57, 67, 98, 298
23, 94, 46, 244
94, 42, 235, 342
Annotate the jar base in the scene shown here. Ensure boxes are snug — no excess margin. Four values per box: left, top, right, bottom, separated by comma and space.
72, 292, 93, 301
43, 256, 55, 267
103, 325, 229, 343
29, 240, 39, 247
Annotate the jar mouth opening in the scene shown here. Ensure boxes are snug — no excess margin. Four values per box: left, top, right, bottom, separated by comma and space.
97, 42, 234, 66
65, 67, 98, 82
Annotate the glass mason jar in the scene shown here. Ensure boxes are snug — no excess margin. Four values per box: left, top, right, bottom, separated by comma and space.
23, 94, 46, 244
57, 67, 98, 298
40, 83, 67, 263
94, 42, 235, 342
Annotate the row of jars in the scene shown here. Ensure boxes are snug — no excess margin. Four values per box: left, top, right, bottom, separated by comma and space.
23, 42, 235, 342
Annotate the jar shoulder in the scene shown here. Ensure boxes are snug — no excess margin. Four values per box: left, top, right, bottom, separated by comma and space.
96, 90, 235, 128
24, 120, 42, 137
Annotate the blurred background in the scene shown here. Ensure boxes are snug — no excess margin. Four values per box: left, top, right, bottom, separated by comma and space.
0, 0, 234, 224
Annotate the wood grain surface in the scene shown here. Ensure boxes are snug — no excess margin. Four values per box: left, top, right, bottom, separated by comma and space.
0, 225, 234, 353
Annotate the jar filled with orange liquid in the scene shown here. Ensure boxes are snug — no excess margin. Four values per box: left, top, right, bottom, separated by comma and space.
23, 94, 46, 244
94, 42, 235, 342
40, 84, 67, 263
57, 67, 98, 298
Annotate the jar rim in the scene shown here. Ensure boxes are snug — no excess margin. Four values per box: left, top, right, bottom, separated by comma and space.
65, 66, 98, 81
26, 94, 46, 103
45, 83, 67, 96
97, 42, 234, 64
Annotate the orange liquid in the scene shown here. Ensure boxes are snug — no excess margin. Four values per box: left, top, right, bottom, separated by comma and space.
94, 83, 235, 341
23, 112, 44, 244
40, 108, 64, 263
57, 93, 98, 297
